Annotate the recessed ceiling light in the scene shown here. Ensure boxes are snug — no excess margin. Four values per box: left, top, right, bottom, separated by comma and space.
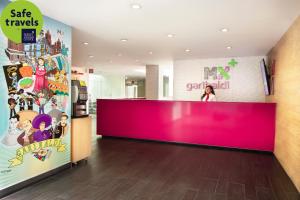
149, 51, 153, 55
167, 34, 174, 38
131, 3, 142, 9
120, 38, 128, 42
221, 28, 228, 32
226, 46, 232, 50
83, 42, 89, 45
135, 69, 146, 73
89, 55, 94, 58
185, 49, 191, 52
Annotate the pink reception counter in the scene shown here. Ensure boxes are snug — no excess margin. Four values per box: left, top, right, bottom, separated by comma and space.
97, 99, 276, 152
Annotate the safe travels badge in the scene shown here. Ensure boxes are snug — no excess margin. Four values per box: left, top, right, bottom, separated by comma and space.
0, 0, 43, 43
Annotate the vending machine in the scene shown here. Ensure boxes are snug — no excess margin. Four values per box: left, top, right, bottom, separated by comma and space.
71, 80, 89, 117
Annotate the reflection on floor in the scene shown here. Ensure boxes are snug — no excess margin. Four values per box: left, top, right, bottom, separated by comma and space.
2, 127, 300, 200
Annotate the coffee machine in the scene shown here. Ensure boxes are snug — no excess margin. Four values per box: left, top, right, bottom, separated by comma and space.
71, 80, 88, 117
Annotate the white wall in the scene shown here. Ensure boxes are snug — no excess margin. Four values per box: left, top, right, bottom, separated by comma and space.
159, 62, 174, 100
173, 56, 266, 102
88, 74, 126, 101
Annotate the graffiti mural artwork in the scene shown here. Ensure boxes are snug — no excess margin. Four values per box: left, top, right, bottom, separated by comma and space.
0, 0, 71, 191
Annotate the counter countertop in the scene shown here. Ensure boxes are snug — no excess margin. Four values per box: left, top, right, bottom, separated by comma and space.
97, 99, 276, 104
97, 99, 276, 152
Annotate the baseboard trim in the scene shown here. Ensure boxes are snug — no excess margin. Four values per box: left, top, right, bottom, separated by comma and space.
0, 163, 71, 199
101, 136, 274, 155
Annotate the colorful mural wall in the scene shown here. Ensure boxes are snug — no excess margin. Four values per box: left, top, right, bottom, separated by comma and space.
0, 0, 72, 190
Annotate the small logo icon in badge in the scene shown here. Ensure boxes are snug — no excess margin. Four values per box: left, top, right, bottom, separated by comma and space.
22, 29, 36, 43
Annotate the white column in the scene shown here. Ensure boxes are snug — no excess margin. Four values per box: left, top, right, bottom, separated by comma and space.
146, 65, 159, 100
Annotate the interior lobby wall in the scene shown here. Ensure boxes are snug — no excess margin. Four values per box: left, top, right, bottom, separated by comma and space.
267, 16, 300, 192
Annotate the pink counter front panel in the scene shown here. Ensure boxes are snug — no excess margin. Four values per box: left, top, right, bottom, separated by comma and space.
97, 99, 276, 152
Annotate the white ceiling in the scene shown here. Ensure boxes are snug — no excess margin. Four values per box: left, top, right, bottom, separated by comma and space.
31, 0, 300, 76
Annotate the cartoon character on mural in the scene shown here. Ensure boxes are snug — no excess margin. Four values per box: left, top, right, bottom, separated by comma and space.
54, 113, 68, 139
26, 92, 35, 110
49, 117, 58, 138
50, 92, 57, 108
8, 91, 18, 119
9, 72, 18, 89
17, 89, 26, 111
17, 119, 35, 146
1, 114, 23, 146
34, 89, 50, 114
32, 114, 52, 142
48, 99, 63, 139
3, 64, 22, 92
34, 57, 48, 92
47, 57, 59, 79
33, 149, 52, 161
55, 69, 68, 85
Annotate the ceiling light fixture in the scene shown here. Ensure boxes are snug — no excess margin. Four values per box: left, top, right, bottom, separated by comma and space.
89, 55, 94, 58
185, 49, 191, 52
220, 28, 228, 32
226, 46, 232, 50
149, 51, 153, 55
83, 42, 89, 45
131, 3, 142, 9
167, 34, 174, 38
135, 69, 146, 73
120, 38, 128, 42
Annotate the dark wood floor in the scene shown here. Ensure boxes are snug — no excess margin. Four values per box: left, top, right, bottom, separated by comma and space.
2, 137, 300, 200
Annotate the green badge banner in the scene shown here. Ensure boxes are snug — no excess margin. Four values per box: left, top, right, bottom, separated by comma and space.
0, 0, 43, 43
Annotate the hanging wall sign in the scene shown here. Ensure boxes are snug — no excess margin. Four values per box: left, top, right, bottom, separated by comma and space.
186, 59, 238, 91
